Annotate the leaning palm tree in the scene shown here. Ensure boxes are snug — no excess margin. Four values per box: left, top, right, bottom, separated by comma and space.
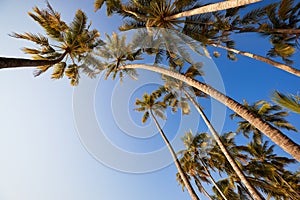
91, 32, 300, 162
0, 2, 103, 85
134, 93, 200, 200
230, 100, 298, 145
272, 91, 300, 114
182, 4, 300, 77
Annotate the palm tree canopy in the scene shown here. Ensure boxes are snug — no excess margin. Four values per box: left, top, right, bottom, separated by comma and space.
230, 100, 298, 144
10, 2, 103, 85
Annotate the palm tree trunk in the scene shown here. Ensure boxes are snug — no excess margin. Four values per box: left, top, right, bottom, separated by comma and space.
149, 110, 200, 200
209, 43, 300, 77
164, 0, 261, 20
0, 52, 67, 69
193, 175, 213, 200
120, 64, 300, 162
232, 27, 300, 34
197, 157, 228, 200
184, 91, 264, 200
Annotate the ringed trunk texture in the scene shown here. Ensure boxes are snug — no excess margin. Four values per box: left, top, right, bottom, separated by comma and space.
150, 110, 200, 200
121, 64, 300, 162
165, 0, 261, 20
209, 43, 300, 77
0, 52, 67, 69
185, 91, 263, 200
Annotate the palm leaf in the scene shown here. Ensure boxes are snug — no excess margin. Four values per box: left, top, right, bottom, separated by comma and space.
94, 0, 105, 12
272, 91, 300, 114
51, 62, 66, 79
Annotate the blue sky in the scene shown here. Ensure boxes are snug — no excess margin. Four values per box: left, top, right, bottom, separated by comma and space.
0, 0, 299, 200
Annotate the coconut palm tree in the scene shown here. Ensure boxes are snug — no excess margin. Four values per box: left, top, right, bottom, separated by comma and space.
239, 140, 300, 199
181, 4, 300, 77
0, 2, 103, 85
177, 149, 213, 200
119, 63, 300, 161
134, 93, 200, 200
117, 0, 260, 31
230, 100, 298, 145
91, 32, 300, 161
178, 131, 228, 200
272, 91, 300, 114
153, 66, 263, 199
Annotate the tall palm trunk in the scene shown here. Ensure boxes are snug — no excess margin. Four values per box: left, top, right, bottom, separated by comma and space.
120, 64, 300, 162
184, 91, 263, 200
231, 27, 300, 35
209, 43, 300, 77
197, 157, 228, 200
164, 0, 261, 20
149, 110, 200, 200
193, 175, 213, 200
0, 52, 67, 69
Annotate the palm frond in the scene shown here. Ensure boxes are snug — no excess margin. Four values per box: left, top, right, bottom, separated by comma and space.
51, 62, 66, 79
272, 91, 300, 114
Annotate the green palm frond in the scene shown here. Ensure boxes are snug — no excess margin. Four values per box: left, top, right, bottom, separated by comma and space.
142, 111, 150, 123
94, 0, 105, 12
51, 62, 66, 79
11, 32, 49, 46
70, 10, 87, 37
272, 91, 300, 114
278, 0, 294, 21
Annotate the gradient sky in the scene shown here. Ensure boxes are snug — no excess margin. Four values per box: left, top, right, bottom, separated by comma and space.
0, 0, 299, 200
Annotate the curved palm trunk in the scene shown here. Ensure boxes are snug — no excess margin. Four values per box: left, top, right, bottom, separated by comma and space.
197, 157, 228, 200
209, 43, 300, 77
232, 27, 300, 35
165, 0, 261, 20
184, 91, 263, 200
0, 52, 67, 69
120, 64, 300, 162
149, 110, 200, 200
193, 175, 213, 200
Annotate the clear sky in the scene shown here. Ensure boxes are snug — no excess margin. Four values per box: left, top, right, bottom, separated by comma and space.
0, 0, 299, 200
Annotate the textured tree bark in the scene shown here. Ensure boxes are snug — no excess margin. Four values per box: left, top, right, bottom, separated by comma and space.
165, 0, 261, 20
121, 64, 300, 162
209, 43, 300, 77
0, 52, 67, 69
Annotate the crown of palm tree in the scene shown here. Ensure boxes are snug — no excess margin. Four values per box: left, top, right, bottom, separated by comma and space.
134, 92, 166, 123
230, 100, 298, 145
11, 2, 103, 85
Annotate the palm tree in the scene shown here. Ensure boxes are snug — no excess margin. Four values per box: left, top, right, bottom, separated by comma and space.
177, 149, 213, 200
134, 93, 200, 200
181, 5, 300, 77
155, 67, 263, 199
118, 63, 300, 162
92, 32, 300, 161
178, 131, 228, 200
239, 140, 300, 199
118, 0, 260, 31
206, 132, 253, 200
230, 100, 298, 145
0, 2, 103, 85
272, 91, 300, 114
